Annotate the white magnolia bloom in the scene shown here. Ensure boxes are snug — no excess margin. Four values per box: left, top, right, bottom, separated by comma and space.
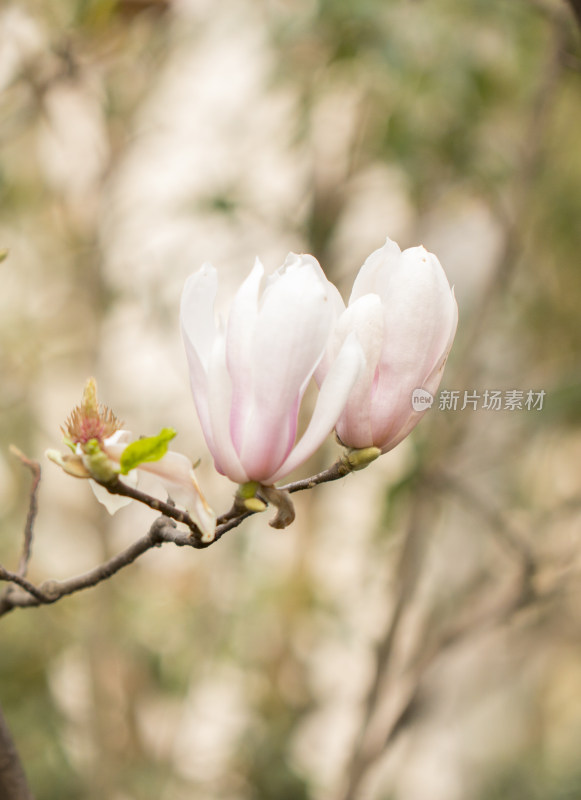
180, 254, 364, 485
316, 237, 458, 453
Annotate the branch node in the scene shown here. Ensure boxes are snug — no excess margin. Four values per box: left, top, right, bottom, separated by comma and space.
39, 580, 61, 601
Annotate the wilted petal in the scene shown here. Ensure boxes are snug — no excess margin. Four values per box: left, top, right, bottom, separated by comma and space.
137, 451, 216, 542
103, 438, 216, 540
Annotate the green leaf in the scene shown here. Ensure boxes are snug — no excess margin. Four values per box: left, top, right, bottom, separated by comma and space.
119, 428, 177, 475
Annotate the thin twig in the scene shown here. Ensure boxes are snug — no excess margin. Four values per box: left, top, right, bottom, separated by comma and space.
103, 477, 203, 540
336, 552, 541, 800
213, 457, 351, 532
9, 447, 41, 578
454, 23, 567, 388
279, 458, 351, 494
338, 498, 430, 800
0, 566, 48, 604
0, 456, 357, 615
428, 472, 534, 569
0, 518, 178, 616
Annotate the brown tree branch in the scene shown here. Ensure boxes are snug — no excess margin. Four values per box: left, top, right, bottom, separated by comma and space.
337, 498, 431, 800
335, 548, 541, 800
103, 477, 204, 540
564, 0, 581, 27
279, 457, 351, 494
0, 706, 34, 800
8, 447, 41, 578
427, 472, 534, 569
0, 455, 356, 616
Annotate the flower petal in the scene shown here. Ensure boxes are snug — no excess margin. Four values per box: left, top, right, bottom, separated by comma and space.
104, 441, 217, 540
367, 244, 458, 447
230, 255, 336, 482
378, 286, 459, 453
89, 476, 135, 514
136, 451, 217, 542
269, 331, 365, 483
180, 263, 219, 368
332, 294, 384, 449
180, 264, 219, 457
349, 237, 402, 303
207, 330, 249, 483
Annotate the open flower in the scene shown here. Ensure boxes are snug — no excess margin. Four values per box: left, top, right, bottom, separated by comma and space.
316, 237, 458, 454
47, 379, 216, 541
180, 254, 364, 485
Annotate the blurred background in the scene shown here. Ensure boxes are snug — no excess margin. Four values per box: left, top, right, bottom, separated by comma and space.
1, 0, 581, 798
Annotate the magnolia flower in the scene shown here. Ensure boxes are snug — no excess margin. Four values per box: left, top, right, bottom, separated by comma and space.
180, 254, 364, 485
91, 431, 216, 541
316, 237, 458, 454
47, 379, 216, 541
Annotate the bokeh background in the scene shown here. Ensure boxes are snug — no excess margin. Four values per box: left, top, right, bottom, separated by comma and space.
1, 0, 581, 798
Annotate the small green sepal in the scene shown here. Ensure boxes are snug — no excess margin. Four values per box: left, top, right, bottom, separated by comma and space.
46, 449, 91, 479
119, 428, 176, 475
238, 480, 261, 500
244, 497, 267, 512
341, 446, 382, 472
63, 435, 77, 453
83, 438, 119, 483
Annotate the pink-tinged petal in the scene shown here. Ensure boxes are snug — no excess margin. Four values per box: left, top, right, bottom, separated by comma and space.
349, 237, 402, 303
180, 264, 219, 454
280, 253, 346, 317
136, 451, 216, 542
378, 288, 459, 454
422, 288, 458, 394
376, 246, 457, 377
180, 263, 218, 367
206, 331, 249, 483
226, 257, 263, 380
269, 332, 365, 483
332, 294, 384, 449
182, 335, 215, 457
226, 257, 264, 456
368, 246, 458, 447
233, 256, 336, 480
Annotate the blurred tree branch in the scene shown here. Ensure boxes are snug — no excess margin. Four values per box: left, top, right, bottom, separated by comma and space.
565, 0, 581, 27
335, 9, 577, 798
0, 706, 34, 800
